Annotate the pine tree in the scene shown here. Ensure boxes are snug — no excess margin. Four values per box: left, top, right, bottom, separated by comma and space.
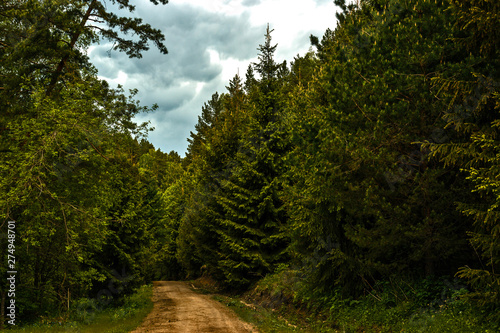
426, 0, 500, 310
284, 0, 475, 296
212, 28, 289, 288
185, 92, 224, 163
178, 85, 246, 279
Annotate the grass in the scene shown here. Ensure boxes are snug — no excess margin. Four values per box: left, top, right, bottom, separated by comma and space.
190, 276, 304, 332
212, 294, 311, 333
4, 284, 153, 333
190, 275, 327, 332
193, 270, 499, 333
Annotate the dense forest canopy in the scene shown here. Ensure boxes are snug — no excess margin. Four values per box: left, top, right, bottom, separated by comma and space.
1, 0, 499, 326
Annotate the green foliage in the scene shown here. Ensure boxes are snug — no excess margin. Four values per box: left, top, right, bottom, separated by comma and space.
424, 0, 500, 313
178, 28, 290, 289
177, 5, 499, 322
3, 0, 500, 329
0, 0, 174, 324
0, 0, 168, 99
212, 294, 307, 332
5, 285, 153, 332
282, 0, 476, 298
449, 0, 500, 58
246, 269, 497, 333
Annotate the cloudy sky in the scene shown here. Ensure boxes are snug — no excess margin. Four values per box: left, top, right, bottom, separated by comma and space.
89, 0, 339, 155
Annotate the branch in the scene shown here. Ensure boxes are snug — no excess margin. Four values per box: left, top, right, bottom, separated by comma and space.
46, 0, 97, 96
351, 97, 374, 122
85, 137, 109, 161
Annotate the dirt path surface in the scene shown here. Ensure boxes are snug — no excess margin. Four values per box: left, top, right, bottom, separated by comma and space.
131, 281, 257, 333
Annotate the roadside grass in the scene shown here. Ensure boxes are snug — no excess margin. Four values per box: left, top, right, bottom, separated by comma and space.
245, 268, 500, 333
190, 276, 306, 332
212, 294, 314, 333
191, 276, 329, 332
5, 284, 153, 333
193, 270, 499, 333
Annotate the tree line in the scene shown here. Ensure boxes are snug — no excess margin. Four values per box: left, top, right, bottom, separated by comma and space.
173, 0, 499, 315
0, 0, 179, 322
1, 0, 499, 325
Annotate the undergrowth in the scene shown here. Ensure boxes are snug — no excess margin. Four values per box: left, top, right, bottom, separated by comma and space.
209, 266, 499, 333
4, 284, 153, 332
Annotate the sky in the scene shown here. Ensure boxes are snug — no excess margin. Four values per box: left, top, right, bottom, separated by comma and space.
89, 0, 339, 156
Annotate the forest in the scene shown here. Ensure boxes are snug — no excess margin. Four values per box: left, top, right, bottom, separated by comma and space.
1, 0, 499, 331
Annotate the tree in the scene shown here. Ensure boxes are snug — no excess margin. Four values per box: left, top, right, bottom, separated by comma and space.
211, 28, 290, 288
178, 92, 232, 279
426, 0, 500, 311
0, 78, 154, 318
284, 0, 475, 297
185, 92, 224, 163
0, 0, 168, 99
0, 0, 170, 320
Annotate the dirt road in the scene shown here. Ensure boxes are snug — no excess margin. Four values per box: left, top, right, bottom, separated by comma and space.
131, 281, 257, 333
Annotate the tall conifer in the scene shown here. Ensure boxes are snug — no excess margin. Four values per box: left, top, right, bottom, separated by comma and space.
212, 27, 289, 287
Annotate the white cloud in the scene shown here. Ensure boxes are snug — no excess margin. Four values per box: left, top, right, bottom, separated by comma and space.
89, 0, 338, 155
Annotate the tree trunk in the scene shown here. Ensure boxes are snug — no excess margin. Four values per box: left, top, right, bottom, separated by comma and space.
46, 0, 97, 95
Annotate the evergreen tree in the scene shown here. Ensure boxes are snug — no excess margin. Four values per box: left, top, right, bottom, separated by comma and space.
426, 0, 500, 310
212, 28, 289, 288
178, 91, 237, 279
185, 93, 224, 163
284, 0, 475, 296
